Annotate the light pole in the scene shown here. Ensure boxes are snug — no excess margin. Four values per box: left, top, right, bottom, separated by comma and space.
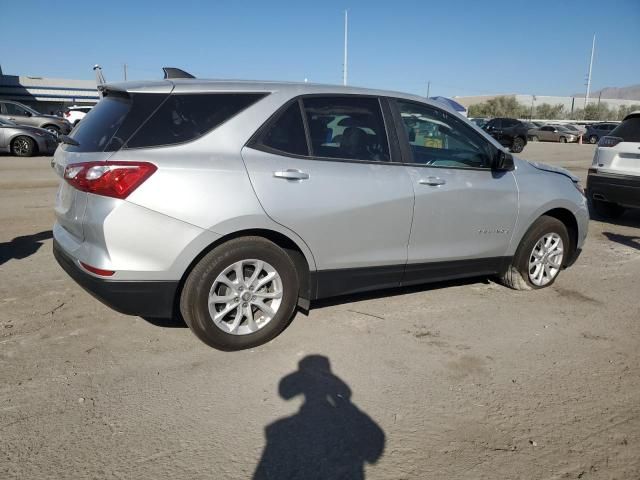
343, 10, 348, 86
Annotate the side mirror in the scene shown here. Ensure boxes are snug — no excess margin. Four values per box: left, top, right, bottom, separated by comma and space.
25, 111, 32, 117
493, 151, 514, 171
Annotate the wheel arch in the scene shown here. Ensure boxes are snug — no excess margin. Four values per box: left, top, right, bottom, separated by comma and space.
176, 228, 314, 315
539, 207, 579, 265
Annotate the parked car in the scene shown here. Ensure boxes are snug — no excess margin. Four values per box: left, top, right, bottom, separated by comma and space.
469, 117, 488, 128
584, 123, 619, 144
0, 100, 72, 137
0, 118, 58, 157
587, 111, 640, 218
64, 106, 93, 126
482, 118, 529, 153
52, 75, 588, 351
528, 125, 578, 143
558, 123, 587, 137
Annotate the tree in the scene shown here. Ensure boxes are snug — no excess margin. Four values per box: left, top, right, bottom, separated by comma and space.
534, 103, 565, 120
617, 104, 640, 120
467, 96, 528, 118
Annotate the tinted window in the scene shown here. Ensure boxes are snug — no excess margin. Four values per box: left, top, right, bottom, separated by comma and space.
4, 102, 31, 116
65, 92, 265, 152
610, 116, 640, 142
65, 92, 139, 152
502, 119, 518, 128
397, 100, 493, 169
302, 96, 390, 162
488, 119, 502, 129
258, 101, 308, 156
127, 93, 265, 149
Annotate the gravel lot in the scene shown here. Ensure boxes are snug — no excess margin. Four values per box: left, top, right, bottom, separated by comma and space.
1, 143, 639, 479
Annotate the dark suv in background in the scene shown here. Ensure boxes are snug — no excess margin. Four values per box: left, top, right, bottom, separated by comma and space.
483, 118, 529, 153
584, 123, 619, 144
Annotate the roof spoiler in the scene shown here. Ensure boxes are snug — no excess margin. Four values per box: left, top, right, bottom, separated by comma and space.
162, 67, 195, 79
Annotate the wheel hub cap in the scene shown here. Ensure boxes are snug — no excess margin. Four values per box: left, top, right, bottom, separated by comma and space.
528, 233, 564, 287
208, 259, 283, 335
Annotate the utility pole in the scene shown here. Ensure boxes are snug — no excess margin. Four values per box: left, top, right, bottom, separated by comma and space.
426, 80, 431, 98
343, 10, 348, 86
584, 34, 595, 108
123, 63, 128, 81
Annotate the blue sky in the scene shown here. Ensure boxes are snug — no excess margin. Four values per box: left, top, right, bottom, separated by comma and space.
2, 0, 639, 98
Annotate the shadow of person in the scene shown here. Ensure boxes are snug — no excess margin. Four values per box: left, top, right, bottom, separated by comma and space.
254, 355, 385, 480
0, 230, 53, 265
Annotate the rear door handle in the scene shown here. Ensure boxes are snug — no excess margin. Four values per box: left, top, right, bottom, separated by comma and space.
419, 176, 446, 186
273, 169, 309, 180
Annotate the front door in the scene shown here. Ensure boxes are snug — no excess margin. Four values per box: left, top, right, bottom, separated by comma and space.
391, 99, 519, 283
2, 102, 37, 127
242, 95, 415, 297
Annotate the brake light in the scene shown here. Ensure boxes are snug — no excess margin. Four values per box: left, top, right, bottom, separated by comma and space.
64, 161, 157, 199
80, 262, 115, 276
598, 136, 623, 148
64, 111, 70, 117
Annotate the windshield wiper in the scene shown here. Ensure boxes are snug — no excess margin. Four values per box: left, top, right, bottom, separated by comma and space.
59, 135, 80, 146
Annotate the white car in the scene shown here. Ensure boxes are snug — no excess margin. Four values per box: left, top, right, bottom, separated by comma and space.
587, 111, 640, 218
64, 106, 92, 126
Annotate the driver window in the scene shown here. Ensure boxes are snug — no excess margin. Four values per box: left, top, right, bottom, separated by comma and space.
396, 100, 492, 169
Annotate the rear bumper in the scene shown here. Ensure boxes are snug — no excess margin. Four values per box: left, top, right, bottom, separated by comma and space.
586, 170, 640, 208
53, 239, 178, 318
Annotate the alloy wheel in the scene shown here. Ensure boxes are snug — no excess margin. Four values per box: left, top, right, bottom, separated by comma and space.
528, 233, 564, 287
208, 259, 283, 335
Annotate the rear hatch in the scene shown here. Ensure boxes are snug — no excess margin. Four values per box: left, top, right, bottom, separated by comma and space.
595, 113, 640, 176
53, 82, 173, 241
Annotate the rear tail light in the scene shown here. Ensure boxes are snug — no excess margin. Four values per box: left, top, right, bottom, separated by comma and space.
64, 111, 70, 117
598, 136, 623, 148
63, 161, 157, 199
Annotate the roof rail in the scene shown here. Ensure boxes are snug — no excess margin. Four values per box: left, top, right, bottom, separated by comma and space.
162, 67, 195, 79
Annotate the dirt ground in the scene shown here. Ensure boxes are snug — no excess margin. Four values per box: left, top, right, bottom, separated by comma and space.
1, 143, 639, 479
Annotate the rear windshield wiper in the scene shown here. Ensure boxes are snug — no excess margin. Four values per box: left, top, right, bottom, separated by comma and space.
59, 135, 80, 146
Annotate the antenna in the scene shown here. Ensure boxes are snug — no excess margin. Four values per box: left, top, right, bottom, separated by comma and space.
584, 34, 595, 108
343, 10, 348, 86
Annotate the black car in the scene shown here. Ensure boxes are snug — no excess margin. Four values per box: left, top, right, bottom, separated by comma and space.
584, 123, 619, 144
482, 118, 529, 153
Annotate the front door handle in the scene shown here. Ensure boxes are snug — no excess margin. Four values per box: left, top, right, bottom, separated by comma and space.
273, 169, 309, 180
419, 176, 446, 186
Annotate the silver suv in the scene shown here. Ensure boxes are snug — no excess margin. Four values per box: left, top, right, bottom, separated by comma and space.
52, 75, 588, 350
0, 100, 72, 136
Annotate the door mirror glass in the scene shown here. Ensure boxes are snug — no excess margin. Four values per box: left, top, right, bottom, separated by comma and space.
493, 151, 514, 171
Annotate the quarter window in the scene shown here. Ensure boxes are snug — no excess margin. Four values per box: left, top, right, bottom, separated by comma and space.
396, 100, 493, 168
302, 96, 390, 162
259, 101, 308, 156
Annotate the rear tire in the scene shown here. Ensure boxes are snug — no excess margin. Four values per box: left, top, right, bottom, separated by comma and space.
180, 237, 299, 351
499, 216, 570, 290
510, 136, 525, 153
530, 136, 539, 142
11, 136, 35, 157
559, 136, 567, 143
589, 135, 598, 144
591, 198, 625, 219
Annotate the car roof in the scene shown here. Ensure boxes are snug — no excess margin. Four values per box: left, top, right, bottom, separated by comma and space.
102, 78, 457, 114
624, 110, 640, 120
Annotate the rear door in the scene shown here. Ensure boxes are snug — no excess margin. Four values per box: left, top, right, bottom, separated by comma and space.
390, 98, 518, 282
242, 95, 414, 294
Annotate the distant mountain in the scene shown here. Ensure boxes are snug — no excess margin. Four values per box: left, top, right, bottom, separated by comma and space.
574, 84, 640, 100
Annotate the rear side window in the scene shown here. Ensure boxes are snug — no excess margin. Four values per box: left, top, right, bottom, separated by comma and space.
610, 116, 640, 142
302, 96, 390, 162
258, 101, 308, 156
126, 93, 265, 149
66, 92, 265, 152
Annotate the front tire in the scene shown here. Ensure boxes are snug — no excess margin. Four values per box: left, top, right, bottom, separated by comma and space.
559, 136, 567, 143
591, 198, 625, 219
510, 136, 525, 153
589, 135, 598, 144
43, 125, 60, 136
180, 237, 299, 350
11, 136, 35, 157
500, 216, 569, 290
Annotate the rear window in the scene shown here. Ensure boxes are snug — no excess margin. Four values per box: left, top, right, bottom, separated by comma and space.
610, 116, 640, 143
66, 92, 265, 152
